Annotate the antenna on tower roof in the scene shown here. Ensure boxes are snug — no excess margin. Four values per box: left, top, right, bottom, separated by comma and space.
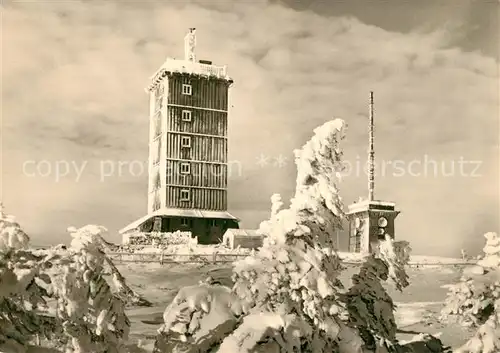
368, 91, 375, 202
184, 28, 196, 62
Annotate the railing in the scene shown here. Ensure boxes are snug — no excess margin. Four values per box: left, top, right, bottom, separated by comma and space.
160, 59, 228, 79
107, 250, 478, 268
107, 251, 248, 264
197, 63, 227, 77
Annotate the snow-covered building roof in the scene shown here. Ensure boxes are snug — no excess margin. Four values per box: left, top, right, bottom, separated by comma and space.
222, 228, 264, 250
119, 208, 239, 235
346, 200, 398, 214
223, 229, 262, 237
146, 58, 232, 92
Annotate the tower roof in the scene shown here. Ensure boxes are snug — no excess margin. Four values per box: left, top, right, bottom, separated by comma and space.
146, 29, 232, 92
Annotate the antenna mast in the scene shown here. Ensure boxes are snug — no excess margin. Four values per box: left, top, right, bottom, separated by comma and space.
368, 91, 375, 201
184, 28, 196, 62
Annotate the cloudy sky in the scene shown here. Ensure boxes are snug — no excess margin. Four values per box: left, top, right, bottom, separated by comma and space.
2, 0, 499, 256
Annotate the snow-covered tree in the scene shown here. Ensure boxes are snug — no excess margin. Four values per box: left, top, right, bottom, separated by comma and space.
66, 225, 151, 308
154, 119, 363, 353
441, 232, 500, 353
0, 204, 54, 353
0, 206, 136, 353
153, 119, 447, 353
344, 236, 410, 352
39, 225, 131, 353
378, 235, 410, 292
226, 119, 355, 352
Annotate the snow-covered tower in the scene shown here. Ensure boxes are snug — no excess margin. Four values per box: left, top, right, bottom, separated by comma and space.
120, 29, 239, 244
346, 92, 400, 253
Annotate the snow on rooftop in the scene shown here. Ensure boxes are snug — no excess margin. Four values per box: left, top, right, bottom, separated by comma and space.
147, 58, 231, 92
346, 200, 397, 213
162, 58, 228, 78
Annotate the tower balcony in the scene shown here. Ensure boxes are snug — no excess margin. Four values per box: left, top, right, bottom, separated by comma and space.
146, 58, 230, 92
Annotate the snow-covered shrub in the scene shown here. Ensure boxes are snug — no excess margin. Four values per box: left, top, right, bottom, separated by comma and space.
0, 203, 30, 252
67, 225, 152, 308
42, 225, 131, 353
441, 232, 500, 353
477, 232, 500, 269
0, 209, 137, 353
153, 281, 244, 353
0, 205, 54, 353
454, 299, 500, 353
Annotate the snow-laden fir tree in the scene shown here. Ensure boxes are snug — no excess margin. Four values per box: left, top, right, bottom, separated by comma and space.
154, 119, 364, 353
441, 232, 500, 353
0, 206, 136, 353
0, 203, 53, 353
66, 225, 152, 308
344, 235, 411, 352
225, 119, 354, 352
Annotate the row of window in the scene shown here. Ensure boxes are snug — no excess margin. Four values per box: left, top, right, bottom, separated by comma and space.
179, 218, 218, 227
152, 164, 223, 186
148, 213, 217, 228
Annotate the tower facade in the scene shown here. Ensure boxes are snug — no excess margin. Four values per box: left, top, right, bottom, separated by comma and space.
120, 29, 239, 244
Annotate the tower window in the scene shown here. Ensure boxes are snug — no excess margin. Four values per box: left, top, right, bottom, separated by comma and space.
182, 84, 192, 95
181, 110, 192, 122
180, 162, 191, 175
180, 189, 190, 201
181, 136, 191, 148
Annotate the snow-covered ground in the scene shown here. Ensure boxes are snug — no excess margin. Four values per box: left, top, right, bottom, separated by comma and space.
116, 262, 476, 349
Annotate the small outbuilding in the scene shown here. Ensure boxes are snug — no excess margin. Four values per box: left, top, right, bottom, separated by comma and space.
222, 229, 265, 250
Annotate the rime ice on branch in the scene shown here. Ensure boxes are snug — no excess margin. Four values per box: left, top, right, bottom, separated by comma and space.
257, 194, 284, 237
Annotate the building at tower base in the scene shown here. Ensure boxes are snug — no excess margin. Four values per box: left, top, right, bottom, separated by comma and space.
346, 200, 400, 254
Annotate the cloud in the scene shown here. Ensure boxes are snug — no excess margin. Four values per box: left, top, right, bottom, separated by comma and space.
2, 0, 498, 255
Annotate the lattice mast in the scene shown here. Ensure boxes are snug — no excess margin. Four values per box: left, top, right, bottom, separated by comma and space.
368, 91, 375, 202
184, 28, 196, 62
